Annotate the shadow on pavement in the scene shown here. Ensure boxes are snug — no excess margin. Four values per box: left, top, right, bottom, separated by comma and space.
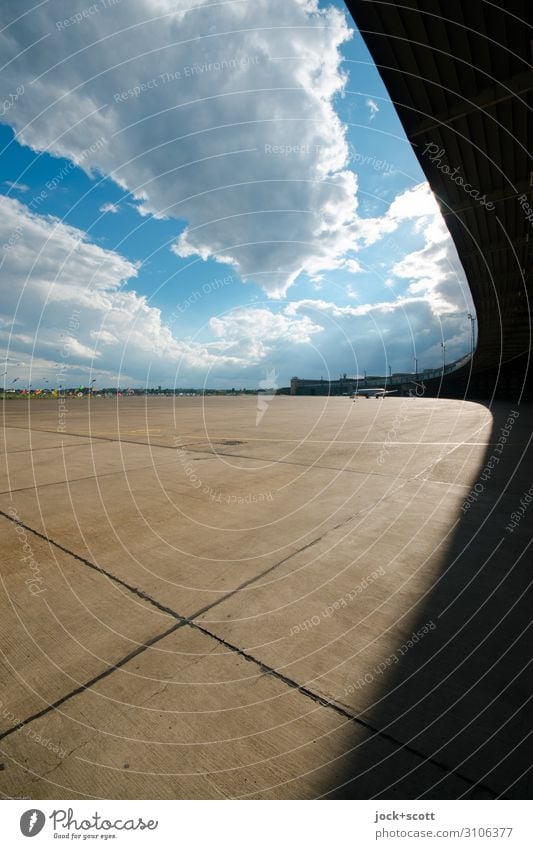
327, 402, 532, 799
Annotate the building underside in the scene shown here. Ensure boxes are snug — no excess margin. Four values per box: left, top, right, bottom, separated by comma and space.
346, 0, 532, 401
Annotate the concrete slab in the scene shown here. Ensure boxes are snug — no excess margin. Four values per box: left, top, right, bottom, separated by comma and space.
0, 396, 530, 799
0, 625, 489, 800
0, 440, 185, 494
195, 476, 531, 795
0, 516, 174, 733
0, 426, 91, 455
0, 451, 402, 617
1, 395, 491, 449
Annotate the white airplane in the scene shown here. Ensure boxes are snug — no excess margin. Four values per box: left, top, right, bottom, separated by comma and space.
351, 387, 398, 399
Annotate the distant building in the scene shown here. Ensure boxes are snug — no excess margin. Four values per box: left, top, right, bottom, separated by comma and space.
290, 375, 364, 396
290, 360, 470, 397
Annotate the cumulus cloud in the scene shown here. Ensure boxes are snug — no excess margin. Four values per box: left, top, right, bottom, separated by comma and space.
343, 258, 364, 274
386, 182, 440, 221
209, 306, 322, 361
0, 175, 473, 384
277, 290, 470, 375
256, 199, 474, 374
0, 195, 320, 383
0, 196, 231, 379
0, 0, 363, 295
0, 1, 475, 382
392, 212, 473, 315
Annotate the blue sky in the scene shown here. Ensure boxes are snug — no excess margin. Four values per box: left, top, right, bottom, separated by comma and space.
0, 0, 474, 389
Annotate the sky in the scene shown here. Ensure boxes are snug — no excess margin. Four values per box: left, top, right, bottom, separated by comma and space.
0, 0, 475, 390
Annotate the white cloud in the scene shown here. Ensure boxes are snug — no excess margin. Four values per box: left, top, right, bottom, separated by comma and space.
387, 183, 440, 221
0, 196, 321, 383
343, 258, 364, 274
350, 182, 440, 248
366, 98, 379, 121
0, 2, 475, 381
4, 181, 29, 192
0, 0, 360, 296
0, 176, 473, 384
392, 212, 472, 314
0, 196, 138, 305
209, 307, 322, 348
0, 196, 249, 381
99, 202, 119, 214
279, 290, 472, 374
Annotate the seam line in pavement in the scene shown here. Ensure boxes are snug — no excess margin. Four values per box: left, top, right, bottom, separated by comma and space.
2, 455, 416, 628
0, 619, 186, 744
0, 441, 91, 456
0, 511, 497, 796
186, 513, 369, 621
3, 426, 113, 442
0, 495, 392, 631
1, 424, 499, 447
1, 429, 418, 484
4, 426, 498, 493
0, 459, 183, 496
0, 508, 182, 622
3, 426, 141, 448
190, 620, 497, 797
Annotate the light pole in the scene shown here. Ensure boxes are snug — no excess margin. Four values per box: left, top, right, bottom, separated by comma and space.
441, 342, 446, 370
414, 356, 418, 377
467, 313, 476, 359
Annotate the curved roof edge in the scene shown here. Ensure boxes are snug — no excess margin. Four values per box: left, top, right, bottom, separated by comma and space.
346, 0, 532, 400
